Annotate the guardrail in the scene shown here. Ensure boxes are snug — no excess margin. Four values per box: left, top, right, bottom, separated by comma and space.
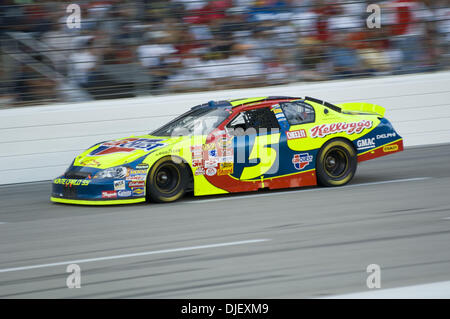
1, 71, 449, 185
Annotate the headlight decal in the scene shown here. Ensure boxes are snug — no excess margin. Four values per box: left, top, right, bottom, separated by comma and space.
94, 166, 128, 179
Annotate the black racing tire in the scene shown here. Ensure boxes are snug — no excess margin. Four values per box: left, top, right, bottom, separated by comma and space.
146, 157, 188, 203
316, 139, 357, 187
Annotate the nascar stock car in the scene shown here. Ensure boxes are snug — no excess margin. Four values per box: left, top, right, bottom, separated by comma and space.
51, 96, 403, 205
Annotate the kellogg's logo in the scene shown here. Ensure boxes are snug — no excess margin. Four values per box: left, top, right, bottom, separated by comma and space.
310, 120, 372, 138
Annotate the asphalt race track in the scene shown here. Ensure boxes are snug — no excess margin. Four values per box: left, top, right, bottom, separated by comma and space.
1, 144, 450, 298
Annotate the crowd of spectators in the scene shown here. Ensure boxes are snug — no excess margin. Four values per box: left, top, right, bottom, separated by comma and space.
0, 0, 449, 106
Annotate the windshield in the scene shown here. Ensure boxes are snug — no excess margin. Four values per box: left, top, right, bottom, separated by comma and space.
150, 106, 232, 136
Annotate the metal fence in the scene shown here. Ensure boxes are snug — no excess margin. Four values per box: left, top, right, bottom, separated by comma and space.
1, 0, 449, 107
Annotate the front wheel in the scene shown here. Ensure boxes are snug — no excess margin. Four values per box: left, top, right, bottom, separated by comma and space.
316, 139, 357, 187
146, 157, 188, 203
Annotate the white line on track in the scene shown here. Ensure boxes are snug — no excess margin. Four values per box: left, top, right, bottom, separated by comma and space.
187, 177, 431, 204
442, 217, 450, 220
0, 180, 51, 188
0, 222, 6, 225
322, 280, 450, 299
0, 239, 270, 274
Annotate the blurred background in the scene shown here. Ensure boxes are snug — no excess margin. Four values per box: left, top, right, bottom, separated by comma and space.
0, 0, 449, 107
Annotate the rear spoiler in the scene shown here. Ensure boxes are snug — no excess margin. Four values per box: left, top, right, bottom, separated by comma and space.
336, 102, 385, 117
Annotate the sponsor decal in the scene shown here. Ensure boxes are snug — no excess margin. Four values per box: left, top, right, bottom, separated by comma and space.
126, 168, 147, 181
383, 144, 399, 152
218, 162, 233, 175
192, 159, 202, 167
195, 167, 205, 176
102, 191, 117, 199
287, 129, 307, 140
114, 180, 125, 191
271, 104, 287, 118
220, 162, 233, 169
218, 168, 233, 176
213, 130, 227, 137
89, 138, 166, 156
136, 163, 149, 170
128, 169, 147, 175
208, 149, 217, 158
80, 159, 101, 167
376, 133, 396, 139
219, 149, 233, 157
206, 167, 217, 176
202, 143, 216, 151
126, 175, 145, 181
132, 188, 145, 196
191, 145, 203, 154
117, 190, 132, 197
292, 153, 313, 170
154, 149, 181, 157
191, 145, 204, 166
357, 137, 376, 150
271, 104, 290, 131
53, 178, 90, 186
218, 156, 234, 163
204, 159, 218, 168
310, 120, 373, 138
271, 104, 281, 111
216, 136, 232, 149
128, 181, 145, 188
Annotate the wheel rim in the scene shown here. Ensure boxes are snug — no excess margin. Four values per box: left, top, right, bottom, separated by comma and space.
154, 164, 180, 194
323, 148, 348, 178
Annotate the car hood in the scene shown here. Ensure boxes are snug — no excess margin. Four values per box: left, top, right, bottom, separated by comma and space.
73, 135, 188, 169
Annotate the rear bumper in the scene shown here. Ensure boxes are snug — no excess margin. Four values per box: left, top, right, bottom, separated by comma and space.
358, 138, 404, 162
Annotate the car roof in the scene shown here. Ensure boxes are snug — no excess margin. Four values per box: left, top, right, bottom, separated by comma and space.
192, 96, 342, 113
192, 96, 302, 109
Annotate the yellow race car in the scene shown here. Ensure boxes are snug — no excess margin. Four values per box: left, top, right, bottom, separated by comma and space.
51, 96, 403, 205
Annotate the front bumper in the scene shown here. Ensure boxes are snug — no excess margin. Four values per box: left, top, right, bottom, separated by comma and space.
51, 176, 146, 205
50, 197, 145, 205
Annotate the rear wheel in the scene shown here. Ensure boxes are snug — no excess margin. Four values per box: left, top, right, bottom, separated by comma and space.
316, 139, 357, 187
146, 157, 188, 203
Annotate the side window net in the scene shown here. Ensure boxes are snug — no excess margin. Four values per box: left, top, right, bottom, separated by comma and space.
227, 107, 280, 135
245, 108, 280, 130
